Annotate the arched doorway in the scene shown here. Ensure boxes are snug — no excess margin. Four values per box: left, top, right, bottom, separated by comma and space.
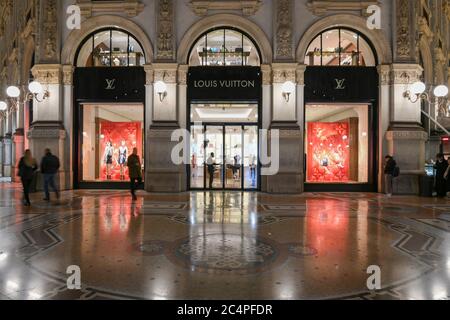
302, 28, 379, 192
73, 28, 147, 189
187, 27, 262, 190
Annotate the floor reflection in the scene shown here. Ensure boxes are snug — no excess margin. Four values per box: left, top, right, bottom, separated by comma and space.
0, 184, 449, 300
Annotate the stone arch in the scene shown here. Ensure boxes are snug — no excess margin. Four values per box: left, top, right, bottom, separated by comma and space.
61, 15, 154, 66
296, 14, 392, 65
178, 14, 273, 64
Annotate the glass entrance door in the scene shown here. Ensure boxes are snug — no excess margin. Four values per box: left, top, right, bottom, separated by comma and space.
189, 124, 259, 190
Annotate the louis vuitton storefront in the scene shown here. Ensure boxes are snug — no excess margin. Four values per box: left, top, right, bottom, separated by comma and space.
73, 28, 146, 189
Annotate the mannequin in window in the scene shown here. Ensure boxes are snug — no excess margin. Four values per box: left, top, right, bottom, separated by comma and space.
118, 140, 129, 181
103, 141, 114, 180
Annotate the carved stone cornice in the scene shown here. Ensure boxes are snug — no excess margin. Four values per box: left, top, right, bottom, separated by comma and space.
77, 1, 145, 18
261, 64, 272, 85
377, 64, 391, 85
188, 0, 262, 16
62, 65, 75, 85
156, 0, 175, 61
272, 63, 297, 83
152, 63, 178, 84
390, 64, 423, 85
275, 0, 293, 61
177, 65, 189, 85
296, 64, 306, 86
143, 64, 154, 85
31, 64, 62, 84
306, 0, 379, 16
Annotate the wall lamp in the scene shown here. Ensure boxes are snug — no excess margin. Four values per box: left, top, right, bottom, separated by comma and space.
154, 81, 168, 102
4, 81, 50, 110
281, 81, 296, 103
403, 80, 449, 111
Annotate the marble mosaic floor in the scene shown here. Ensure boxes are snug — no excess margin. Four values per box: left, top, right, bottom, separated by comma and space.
0, 182, 449, 300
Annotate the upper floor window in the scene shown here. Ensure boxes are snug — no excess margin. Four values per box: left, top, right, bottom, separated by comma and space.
76, 28, 145, 67
305, 28, 376, 67
189, 28, 260, 66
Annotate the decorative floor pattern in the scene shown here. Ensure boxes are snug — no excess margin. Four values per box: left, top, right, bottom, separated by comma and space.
0, 183, 449, 300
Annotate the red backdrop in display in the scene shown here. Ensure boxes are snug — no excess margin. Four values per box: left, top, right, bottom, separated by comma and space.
307, 122, 350, 182
100, 121, 143, 180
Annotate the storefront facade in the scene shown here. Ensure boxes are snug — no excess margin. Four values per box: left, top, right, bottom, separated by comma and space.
1, 0, 446, 194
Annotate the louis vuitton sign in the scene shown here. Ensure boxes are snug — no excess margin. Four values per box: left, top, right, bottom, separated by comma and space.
74, 67, 145, 102
188, 66, 262, 101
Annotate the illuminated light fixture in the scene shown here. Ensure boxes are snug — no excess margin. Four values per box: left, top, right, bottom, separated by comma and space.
434, 85, 449, 98
402, 73, 450, 135
0, 101, 7, 111
154, 81, 167, 102
281, 81, 296, 102
28, 81, 50, 102
6, 86, 20, 98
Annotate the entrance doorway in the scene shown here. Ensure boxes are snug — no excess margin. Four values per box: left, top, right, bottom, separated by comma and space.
190, 124, 258, 190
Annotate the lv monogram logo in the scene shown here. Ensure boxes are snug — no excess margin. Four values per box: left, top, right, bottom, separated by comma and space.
105, 79, 116, 90
334, 79, 346, 90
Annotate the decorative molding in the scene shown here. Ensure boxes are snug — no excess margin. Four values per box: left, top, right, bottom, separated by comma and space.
275, 0, 293, 61
143, 64, 154, 85
272, 63, 297, 83
306, 0, 379, 16
178, 65, 189, 85
377, 64, 391, 85
261, 64, 272, 85
296, 64, 307, 86
62, 65, 75, 85
27, 127, 66, 140
152, 63, 178, 83
188, 0, 262, 16
156, 0, 175, 61
76, 0, 145, 18
390, 64, 423, 85
31, 64, 62, 84
396, 0, 412, 60
42, 0, 58, 62
386, 130, 428, 141
416, 0, 433, 45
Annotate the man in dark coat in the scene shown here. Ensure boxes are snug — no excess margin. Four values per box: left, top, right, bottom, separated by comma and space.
127, 147, 142, 201
40, 148, 60, 201
434, 153, 448, 198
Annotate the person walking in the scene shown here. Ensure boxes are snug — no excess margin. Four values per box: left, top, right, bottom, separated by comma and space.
434, 153, 448, 198
17, 150, 37, 206
384, 155, 397, 197
127, 147, 142, 201
40, 149, 60, 201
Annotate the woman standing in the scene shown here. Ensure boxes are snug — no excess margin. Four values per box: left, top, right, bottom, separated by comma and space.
18, 150, 37, 206
127, 148, 142, 201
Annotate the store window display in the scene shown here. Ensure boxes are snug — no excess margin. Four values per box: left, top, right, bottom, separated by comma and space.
81, 104, 144, 182
305, 104, 370, 184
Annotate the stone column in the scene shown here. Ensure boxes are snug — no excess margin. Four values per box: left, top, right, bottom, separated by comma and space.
0, 138, 3, 178
263, 63, 303, 194
28, 64, 67, 191
146, 63, 186, 192
3, 134, 12, 178
377, 65, 391, 192
261, 64, 272, 131
387, 64, 427, 195
12, 130, 24, 182
62, 65, 75, 189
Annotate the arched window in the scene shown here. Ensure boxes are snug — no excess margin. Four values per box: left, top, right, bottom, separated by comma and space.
305, 28, 376, 67
189, 28, 261, 66
76, 28, 145, 67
